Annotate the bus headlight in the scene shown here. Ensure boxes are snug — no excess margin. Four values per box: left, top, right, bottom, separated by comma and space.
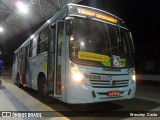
132, 75, 136, 81
70, 63, 84, 83
72, 72, 83, 82
131, 68, 136, 82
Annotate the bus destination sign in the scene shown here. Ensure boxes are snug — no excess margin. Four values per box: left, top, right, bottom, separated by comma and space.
69, 5, 119, 24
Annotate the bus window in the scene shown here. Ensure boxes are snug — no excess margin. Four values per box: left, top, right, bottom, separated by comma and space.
120, 29, 133, 57
29, 41, 33, 58
29, 35, 38, 57
108, 26, 119, 53
120, 31, 128, 55
32, 35, 38, 57
37, 27, 49, 54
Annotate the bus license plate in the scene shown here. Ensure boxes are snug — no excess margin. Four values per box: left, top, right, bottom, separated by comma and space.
108, 91, 120, 96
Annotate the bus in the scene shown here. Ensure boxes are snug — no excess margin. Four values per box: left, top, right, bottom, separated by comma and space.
12, 4, 136, 104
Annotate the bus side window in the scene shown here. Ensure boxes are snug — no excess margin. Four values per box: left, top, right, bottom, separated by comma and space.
29, 41, 33, 57
29, 35, 38, 57
37, 27, 49, 54
32, 35, 38, 57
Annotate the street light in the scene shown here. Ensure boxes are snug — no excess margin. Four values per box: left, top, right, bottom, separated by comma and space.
0, 26, 3, 32
16, 1, 28, 14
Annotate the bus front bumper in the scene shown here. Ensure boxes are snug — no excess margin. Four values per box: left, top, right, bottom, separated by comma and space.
66, 82, 136, 104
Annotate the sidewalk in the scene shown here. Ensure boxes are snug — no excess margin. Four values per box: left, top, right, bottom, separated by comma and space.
0, 72, 69, 120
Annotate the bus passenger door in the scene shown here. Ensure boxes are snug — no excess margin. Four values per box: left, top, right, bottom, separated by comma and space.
47, 25, 55, 92
54, 20, 65, 98
23, 45, 29, 86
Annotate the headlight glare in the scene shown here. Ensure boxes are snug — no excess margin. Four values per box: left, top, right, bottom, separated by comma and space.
132, 75, 136, 81
72, 72, 83, 82
131, 68, 136, 82
70, 63, 84, 83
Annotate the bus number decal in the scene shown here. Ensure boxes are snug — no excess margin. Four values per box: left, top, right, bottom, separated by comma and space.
101, 75, 112, 81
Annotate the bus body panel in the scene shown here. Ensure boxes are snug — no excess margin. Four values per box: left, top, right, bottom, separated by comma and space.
27, 53, 47, 90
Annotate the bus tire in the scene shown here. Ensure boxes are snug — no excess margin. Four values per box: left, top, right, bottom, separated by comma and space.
17, 74, 22, 88
38, 76, 48, 97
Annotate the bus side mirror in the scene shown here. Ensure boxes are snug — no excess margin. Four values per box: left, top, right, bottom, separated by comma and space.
66, 20, 73, 35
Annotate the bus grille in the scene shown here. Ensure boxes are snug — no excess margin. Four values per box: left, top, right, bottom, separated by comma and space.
84, 74, 130, 88
90, 79, 129, 88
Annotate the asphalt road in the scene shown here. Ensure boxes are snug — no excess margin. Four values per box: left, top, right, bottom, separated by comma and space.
1, 71, 160, 120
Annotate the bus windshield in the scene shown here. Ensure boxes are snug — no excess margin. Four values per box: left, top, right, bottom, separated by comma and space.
69, 17, 134, 67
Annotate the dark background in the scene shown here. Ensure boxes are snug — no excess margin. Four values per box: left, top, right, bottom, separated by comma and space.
1, 0, 160, 74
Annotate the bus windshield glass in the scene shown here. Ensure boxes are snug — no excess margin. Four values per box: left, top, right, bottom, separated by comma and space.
69, 17, 134, 67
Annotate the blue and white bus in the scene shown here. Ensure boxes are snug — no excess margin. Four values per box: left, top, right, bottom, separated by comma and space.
12, 4, 136, 104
